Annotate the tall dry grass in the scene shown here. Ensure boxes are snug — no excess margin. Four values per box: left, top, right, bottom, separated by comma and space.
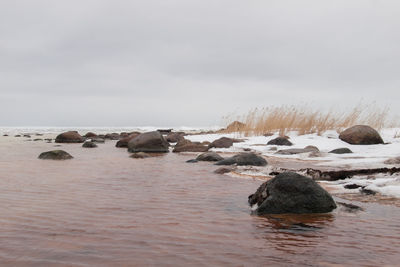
222, 103, 394, 137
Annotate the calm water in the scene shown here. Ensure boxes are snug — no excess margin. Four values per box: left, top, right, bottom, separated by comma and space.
0, 138, 399, 266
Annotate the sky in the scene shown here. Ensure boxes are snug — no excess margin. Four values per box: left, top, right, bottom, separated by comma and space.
1, 0, 399, 127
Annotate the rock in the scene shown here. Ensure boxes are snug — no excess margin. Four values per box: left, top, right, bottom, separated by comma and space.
339, 125, 384, 145
157, 129, 173, 134
84, 132, 97, 138
214, 167, 235, 174
209, 137, 234, 149
215, 153, 267, 166
15, 135, 21, 137
90, 137, 105, 143
38, 150, 73, 160
226, 121, 246, 132
3, 134, 9, 136
128, 131, 169, 153
130, 152, 151, 159
104, 133, 120, 140
275, 146, 319, 155
116, 133, 140, 148
186, 159, 198, 163
55, 131, 84, 143
267, 137, 293, 146
329, 148, 353, 154
248, 172, 337, 214
82, 141, 97, 148
172, 139, 209, 153
384, 157, 400, 165
196, 152, 224, 162
23, 134, 31, 138
360, 188, 376, 195
337, 202, 363, 212
33, 138, 43, 141
166, 132, 185, 143
344, 184, 362, 189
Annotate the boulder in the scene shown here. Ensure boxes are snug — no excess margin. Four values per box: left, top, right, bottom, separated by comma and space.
128, 131, 169, 153
276, 146, 319, 155
226, 121, 246, 132
82, 141, 97, 148
339, 125, 384, 145
84, 132, 97, 138
209, 137, 234, 149
215, 153, 267, 166
104, 133, 120, 140
248, 172, 337, 214
329, 148, 353, 154
90, 137, 105, 143
130, 152, 151, 159
55, 131, 84, 143
267, 137, 293, 146
116, 133, 140, 148
196, 152, 224, 162
166, 132, 185, 143
38, 150, 73, 160
172, 139, 209, 153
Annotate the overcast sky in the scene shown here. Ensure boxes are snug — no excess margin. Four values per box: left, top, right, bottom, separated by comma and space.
1, 0, 399, 127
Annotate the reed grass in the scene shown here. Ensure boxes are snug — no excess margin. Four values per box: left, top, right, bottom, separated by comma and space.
223, 103, 393, 137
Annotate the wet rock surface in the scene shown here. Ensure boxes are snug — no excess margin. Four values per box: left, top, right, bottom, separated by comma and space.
38, 150, 73, 160
82, 141, 97, 148
249, 172, 337, 214
215, 153, 267, 166
128, 131, 169, 153
55, 131, 84, 143
173, 139, 209, 153
196, 152, 224, 162
208, 137, 235, 148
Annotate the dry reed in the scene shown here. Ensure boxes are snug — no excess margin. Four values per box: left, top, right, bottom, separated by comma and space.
223, 103, 394, 137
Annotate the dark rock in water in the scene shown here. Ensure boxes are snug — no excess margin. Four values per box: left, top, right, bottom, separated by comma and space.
344, 183, 362, 189
384, 157, 400, 165
360, 188, 376, 195
104, 133, 120, 140
128, 131, 169, 153
337, 202, 363, 212
226, 121, 246, 132
3, 134, 9, 136
329, 148, 353, 154
173, 139, 209, 153
55, 131, 84, 143
267, 137, 293, 146
166, 132, 185, 143
243, 148, 252, 152
196, 152, 224, 162
90, 137, 105, 143
130, 152, 151, 159
38, 150, 73, 160
186, 159, 198, 163
214, 167, 234, 174
339, 125, 384, 145
82, 141, 97, 148
215, 153, 267, 166
275, 146, 318, 155
249, 172, 336, 215
33, 138, 43, 141
209, 137, 234, 149
23, 134, 31, 138
116, 133, 140, 148
15, 135, 21, 137
84, 132, 97, 138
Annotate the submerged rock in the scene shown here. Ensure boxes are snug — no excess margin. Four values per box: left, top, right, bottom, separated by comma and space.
173, 139, 208, 153
128, 131, 169, 153
130, 152, 151, 159
249, 172, 337, 215
82, 141, 97, 148
186, 159, 198, 163
55, 131, 84, 143
339, 125, 384, 145
267, 137, 293, 146
38, 150, 73, 160
214, 167, 235, 174
329, 148, 353, 154
215, 153, 267, 166
196, 152, 224, 162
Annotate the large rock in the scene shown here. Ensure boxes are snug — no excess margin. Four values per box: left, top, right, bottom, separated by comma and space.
339, 125, 384, 145
208, 137, 234, 149
215, 153, 267, 166
55, 131, 84, 143
329, 148, 353, 154
166, 132, 185, 143
82, 141, 97, 148
116, 133, 141, 148
267, 137, 293, 146
128, 131, 169, 153
38, 150, 73, 160
104, 133, 120, 140
84, 132, 97, 138
172, 139, 209, 152
249, 172, 337, 214
196, 152, 224, 161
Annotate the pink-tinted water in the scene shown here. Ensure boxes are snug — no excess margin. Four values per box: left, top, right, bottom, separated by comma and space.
0, 139, 400, 266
